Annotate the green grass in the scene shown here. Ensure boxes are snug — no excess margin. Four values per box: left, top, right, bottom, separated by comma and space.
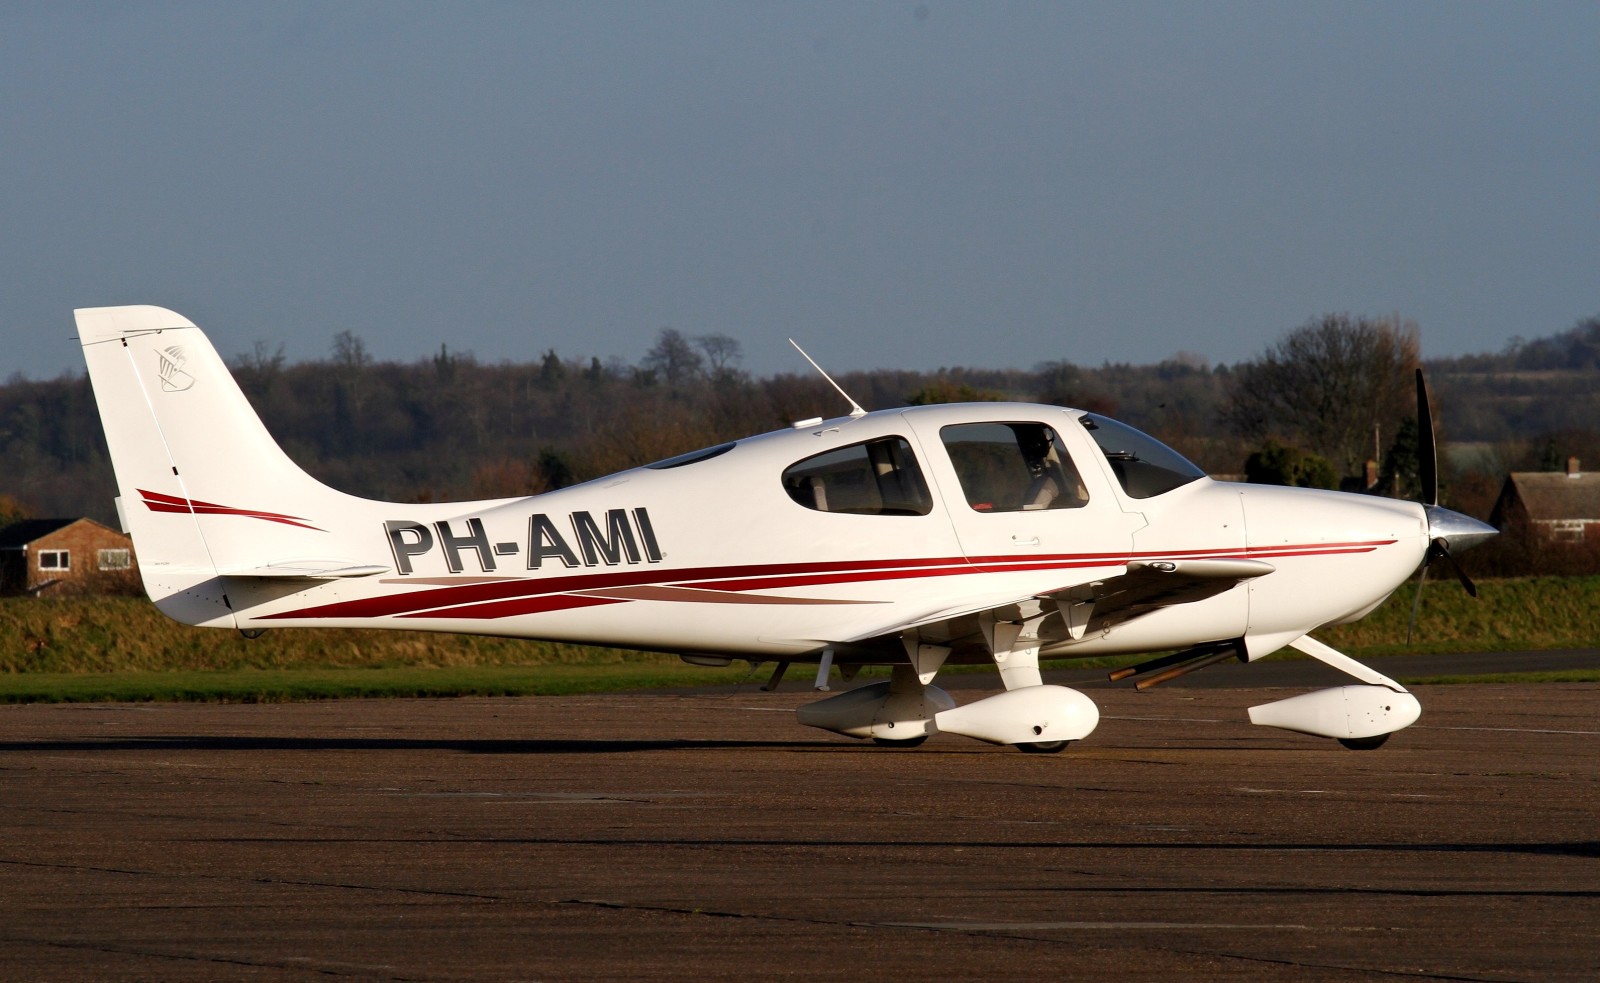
7, 660, 1593, 705
3, 575, 1597, 703
0, 663, 761, 704
1397, 669, 1600, 686
1316, 574, 1600, 654
0, 596, 656, 674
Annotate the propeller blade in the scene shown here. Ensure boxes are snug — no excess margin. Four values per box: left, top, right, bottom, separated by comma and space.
1406, 374, 1486, 645
1415, 368, 1438, 507
1438, 543, 1479, 598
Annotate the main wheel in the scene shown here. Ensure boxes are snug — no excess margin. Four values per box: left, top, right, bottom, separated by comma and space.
872, 735, 928, 748
1338, 733, 1391, 751
1015, 740, 1069, 754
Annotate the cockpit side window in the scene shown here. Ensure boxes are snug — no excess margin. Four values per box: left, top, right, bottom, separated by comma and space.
1080, 414, 1205, 498
939, 422, 1090, 513
782, 437, 933, 516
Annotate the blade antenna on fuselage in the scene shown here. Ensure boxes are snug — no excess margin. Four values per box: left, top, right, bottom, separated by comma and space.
788, 339, 867, 418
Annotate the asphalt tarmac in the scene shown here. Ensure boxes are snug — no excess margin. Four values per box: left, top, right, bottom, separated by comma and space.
1, 670, 1596, 981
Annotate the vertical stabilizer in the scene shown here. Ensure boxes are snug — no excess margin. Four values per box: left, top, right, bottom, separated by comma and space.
76, 305, 365, 627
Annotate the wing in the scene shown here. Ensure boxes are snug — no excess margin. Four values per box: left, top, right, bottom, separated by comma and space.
782, 557, 1274, 663
1053, 558, 1275, 638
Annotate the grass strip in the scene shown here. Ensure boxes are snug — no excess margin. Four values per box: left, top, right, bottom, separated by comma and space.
0, 664, 763, 704
4, 574, 1599, 703
7, 661, 1597, 705
1398, 669, 1600, 686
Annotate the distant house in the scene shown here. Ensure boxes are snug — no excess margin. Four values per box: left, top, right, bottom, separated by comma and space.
0, 518, 140, 597
1489, 458, 1600, 543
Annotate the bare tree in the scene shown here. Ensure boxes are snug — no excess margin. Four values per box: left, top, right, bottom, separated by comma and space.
641, 329, 704, 386
330, 330, 374, 423
695, 333, 743, 378
230, 340, 287, 402
233, 340, 286, 376
331, 330, 371, 370
1224, 314, 1420, 477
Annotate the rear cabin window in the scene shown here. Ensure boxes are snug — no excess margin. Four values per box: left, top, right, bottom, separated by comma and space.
940, 422, 1090, 513
783, 437, 933, 516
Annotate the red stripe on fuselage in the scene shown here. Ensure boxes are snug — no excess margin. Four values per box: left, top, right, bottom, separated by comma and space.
260, 539, 1399, 622
262, 556, 978, 620
395, 593, 624, 621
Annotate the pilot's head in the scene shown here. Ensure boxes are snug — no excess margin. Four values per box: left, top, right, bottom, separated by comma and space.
1018, 427, 1053, 473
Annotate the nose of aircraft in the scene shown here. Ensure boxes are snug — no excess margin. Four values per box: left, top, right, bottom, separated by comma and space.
1423, 505, 1498, 553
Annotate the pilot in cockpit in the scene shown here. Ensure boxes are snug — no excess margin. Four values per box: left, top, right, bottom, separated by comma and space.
1018, 426, 1086, 510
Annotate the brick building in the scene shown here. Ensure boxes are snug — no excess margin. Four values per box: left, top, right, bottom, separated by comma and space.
0, 518, 140, 597
1488, 458, 1600, 543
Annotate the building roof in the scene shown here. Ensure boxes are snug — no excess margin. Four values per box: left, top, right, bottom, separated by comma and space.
0, 518, 79, 548
1501, 472, 1600, 523
0, 517, 127, 549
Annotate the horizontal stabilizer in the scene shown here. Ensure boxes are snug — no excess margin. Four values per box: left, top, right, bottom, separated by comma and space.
218, 561, 389, 580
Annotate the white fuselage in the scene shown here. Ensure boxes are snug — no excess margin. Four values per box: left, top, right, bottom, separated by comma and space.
224, 403, 1429, 664
79, 305, 1481, 748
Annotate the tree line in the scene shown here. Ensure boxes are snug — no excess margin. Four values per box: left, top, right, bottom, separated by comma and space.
4, 312, 1599, 575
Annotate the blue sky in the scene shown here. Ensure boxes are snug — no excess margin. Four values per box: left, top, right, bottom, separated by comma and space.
3, 1, 1596, 379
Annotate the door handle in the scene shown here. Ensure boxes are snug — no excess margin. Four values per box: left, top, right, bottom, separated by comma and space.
1011, 535, 1041, 547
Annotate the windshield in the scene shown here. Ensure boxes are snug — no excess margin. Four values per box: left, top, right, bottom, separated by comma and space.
1080, 414, 1205, 498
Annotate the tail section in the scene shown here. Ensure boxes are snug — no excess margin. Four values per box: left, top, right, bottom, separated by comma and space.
77, 306, 378, 626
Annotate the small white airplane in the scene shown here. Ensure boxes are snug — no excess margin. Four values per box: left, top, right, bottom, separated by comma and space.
76, 305, 1496, 752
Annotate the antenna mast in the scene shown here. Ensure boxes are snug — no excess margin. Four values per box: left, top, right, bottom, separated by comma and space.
788, 339, 866, 418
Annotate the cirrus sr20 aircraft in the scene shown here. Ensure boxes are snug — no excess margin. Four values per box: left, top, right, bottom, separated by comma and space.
76, 305, 1497, 753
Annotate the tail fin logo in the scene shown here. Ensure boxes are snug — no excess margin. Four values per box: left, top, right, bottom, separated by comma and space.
158, 346, 195, 392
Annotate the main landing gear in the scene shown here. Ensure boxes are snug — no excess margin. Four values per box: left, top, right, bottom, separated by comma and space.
792, 628, 1425, 752
795, 618, 1101, 752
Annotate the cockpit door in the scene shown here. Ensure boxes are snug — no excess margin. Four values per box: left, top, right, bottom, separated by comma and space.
905, 410, 1141, 569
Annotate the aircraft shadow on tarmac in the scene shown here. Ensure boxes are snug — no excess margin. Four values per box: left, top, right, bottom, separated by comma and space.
0, 735, 829, 755
254, 833, 1599, 865
0, 734, 1443, 758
